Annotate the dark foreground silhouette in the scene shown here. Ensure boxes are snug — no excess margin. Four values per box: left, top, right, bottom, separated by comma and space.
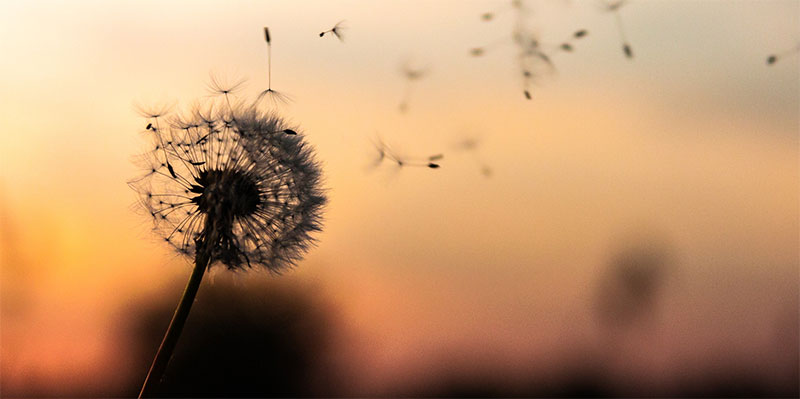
121, 275, 342, 397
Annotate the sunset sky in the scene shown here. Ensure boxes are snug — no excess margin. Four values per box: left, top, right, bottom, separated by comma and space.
1, 0, 798, 396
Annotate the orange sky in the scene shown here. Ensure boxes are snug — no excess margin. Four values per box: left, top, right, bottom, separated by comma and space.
1, 0, 798, 395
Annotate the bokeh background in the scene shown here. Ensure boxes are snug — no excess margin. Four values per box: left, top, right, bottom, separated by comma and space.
1, 0, 798, 396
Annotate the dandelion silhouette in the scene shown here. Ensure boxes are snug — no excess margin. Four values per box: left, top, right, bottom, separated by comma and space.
600, 0, 634, 59
130, 79, 325, 397
766, 42, 800, 65
398, 62, 428, 113
319, 20, 346, 41
256, 27, 292, 107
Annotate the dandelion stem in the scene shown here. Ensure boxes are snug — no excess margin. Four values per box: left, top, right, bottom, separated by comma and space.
267, 42, 272, 90
138, 245, 210, 398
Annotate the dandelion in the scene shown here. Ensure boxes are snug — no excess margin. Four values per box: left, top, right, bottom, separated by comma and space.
319, 20, 346, 41
766, 42, 800, 66
130, 87, 325, 397
256, 27, 292, 107
599, 0, 634, 59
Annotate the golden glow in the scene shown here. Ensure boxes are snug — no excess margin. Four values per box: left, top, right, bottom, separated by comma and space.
1, 0, 797, 395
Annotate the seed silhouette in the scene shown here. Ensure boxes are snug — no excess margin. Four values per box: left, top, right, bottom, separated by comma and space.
471, 1, 586, 100
398, 61, 428, 113
600, 0, 635, 59
767, 55, 778, 65
556, 29, 589, 54
765, 43, 800, 66
319, 20, 346, 41
623, 43, 633, 58
454, 136, 493, 178
256, 27, 291, 107
369, 135, 442, 171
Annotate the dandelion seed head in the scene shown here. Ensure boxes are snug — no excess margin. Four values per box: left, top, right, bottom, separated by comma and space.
130, 100, 326, 273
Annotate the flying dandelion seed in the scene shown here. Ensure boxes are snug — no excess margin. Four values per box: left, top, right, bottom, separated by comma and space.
256, 27, 292, 107
766, 42, 800, 66
319, 20, 346, 41
470, 47, 486, 57
480, 0, 525, 22
767, 55, 778, 65
468, 35, 513, 58
515, 31, 557, 100
556, 29, 589, 52
130, 78, 325, 397
398, 61, 428, 113
471, 0, 585, 100
471, 0, 531, 58
367, 136, 388, 170
368, 135, 442, 171
454, 136, 492, 178
600, 0, 634, 59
